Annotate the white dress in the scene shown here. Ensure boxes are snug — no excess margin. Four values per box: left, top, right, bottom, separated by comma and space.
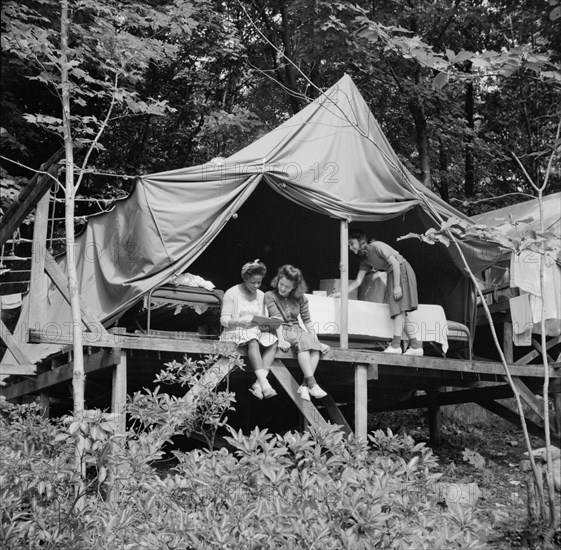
220, 284, 277, 347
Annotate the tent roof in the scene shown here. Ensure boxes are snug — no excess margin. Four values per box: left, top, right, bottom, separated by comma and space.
144, 74, 467, 223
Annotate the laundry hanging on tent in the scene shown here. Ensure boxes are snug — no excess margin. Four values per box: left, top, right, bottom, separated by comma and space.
510, 249, 561, 337
509, 294, 533, 346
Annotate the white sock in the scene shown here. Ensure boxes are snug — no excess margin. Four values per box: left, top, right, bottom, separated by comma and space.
255, 369, 269, 388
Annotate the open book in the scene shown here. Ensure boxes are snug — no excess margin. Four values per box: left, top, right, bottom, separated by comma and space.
252, 315, 283, 329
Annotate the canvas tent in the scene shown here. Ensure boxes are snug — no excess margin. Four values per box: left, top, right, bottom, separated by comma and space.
3, 74, 502, 365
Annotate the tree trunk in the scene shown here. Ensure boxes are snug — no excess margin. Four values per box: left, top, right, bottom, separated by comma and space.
279, 0, 300, 114
307, 0, 320, 99
438, 138, 449, 202
61, 0, 85, 418
465, 80, 475, 197
408, 96, 432, 189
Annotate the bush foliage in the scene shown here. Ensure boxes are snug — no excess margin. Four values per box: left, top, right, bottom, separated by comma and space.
1, 356, 485, 549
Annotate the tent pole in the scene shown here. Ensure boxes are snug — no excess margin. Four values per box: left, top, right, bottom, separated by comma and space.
340, 220, 349, 348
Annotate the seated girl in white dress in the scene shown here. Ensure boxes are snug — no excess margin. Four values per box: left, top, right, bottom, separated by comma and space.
220, 260, 278, 399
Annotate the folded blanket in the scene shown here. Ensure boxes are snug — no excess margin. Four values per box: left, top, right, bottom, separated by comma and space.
170, 272, 215, 291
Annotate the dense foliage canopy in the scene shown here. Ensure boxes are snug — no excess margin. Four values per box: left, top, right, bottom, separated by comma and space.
1, 0, 560, 215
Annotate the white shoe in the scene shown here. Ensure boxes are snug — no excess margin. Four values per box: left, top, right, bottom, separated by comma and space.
308, 385, 327, 399
297, 385, 310, 401
262, 385, 278, 399
383, 345, 402, 354
249, 382, 263, 399
404, 347, 424, 356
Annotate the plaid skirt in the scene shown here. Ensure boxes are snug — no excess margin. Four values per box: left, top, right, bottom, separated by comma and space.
282, 325, 324, 353
385, 262, 419, 318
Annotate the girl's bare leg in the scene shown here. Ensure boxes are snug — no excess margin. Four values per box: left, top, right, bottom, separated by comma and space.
392, 312, 405, 344
309, 350, 321, 375
402, 314, 421, 348
246, 340, 263, 372
261, 342, 277, 372
297, 350, 314, 378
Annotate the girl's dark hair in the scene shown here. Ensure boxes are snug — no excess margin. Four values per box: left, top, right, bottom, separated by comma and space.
349, 231, 369, 243
241, 259, 267, 279
270, 264, 308, 298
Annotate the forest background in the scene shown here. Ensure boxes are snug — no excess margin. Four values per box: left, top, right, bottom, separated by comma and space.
1, 0, 560, 218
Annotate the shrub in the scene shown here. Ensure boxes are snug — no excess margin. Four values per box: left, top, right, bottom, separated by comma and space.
0, 399, 81, 549
1, 354, 485, 549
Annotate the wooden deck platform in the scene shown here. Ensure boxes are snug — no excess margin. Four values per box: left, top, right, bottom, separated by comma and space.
2, 327, 560, 448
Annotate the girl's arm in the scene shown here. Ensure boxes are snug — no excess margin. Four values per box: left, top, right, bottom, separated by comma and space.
388, 256, 402, 300
265, 293, 291, 351
301, 296, 330, 353
329, 267, 367, 298
299, 297, 315, 334
220, 288, 252, 328
220, 289, 234, 328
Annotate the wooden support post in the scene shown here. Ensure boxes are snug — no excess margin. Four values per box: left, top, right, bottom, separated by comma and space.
111, 349, 127, 435
427, 390, 442, 447
354, 363, 368, 439
339, 219, 349, 349
317, 367, 367, 438
107, 348, 127, 503
27, 190, 51, 332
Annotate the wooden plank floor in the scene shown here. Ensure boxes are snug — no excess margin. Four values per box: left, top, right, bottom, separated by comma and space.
26, 328, 561, 378
2, 329, 559, 445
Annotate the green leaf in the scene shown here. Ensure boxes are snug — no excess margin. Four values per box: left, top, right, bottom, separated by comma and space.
69, 421, 81, 435
455, 50, 473, 63
98, 466, 107, 483
398, 232, 422, 242
433, 72, 449, 90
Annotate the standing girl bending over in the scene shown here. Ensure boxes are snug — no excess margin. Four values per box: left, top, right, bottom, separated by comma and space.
333, 231, 422, 356
265, 264, 330, 401
220, 260, 278, 399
